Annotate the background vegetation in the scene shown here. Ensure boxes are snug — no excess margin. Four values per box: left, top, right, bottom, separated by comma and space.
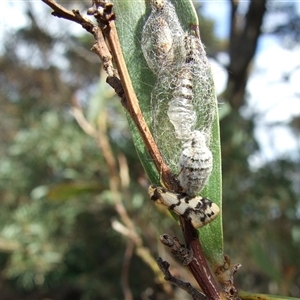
0, 1, 299, 299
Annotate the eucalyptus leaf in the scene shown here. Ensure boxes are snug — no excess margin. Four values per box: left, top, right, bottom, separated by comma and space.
112, 0, 223, 265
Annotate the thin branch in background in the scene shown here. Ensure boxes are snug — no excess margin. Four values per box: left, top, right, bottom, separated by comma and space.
156, 257, 208, 300
121, 239, 134, 300
118, 153, 130, 189
71, 97, 98, 138
160, 234, 194, 266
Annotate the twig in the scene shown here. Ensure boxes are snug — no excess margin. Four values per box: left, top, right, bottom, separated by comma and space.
181, 218, 222, 300
160, 234, 193, 266
156, 257, 208, 300
42, 0, 115, 77
89, 1, 177, 191
70, 107, 98, 138
121, 239, 134, 300
42, 0, 176, 191
214, 255, 242, 300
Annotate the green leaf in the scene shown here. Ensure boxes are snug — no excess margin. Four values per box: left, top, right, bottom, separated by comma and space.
46, 182, 104, 201
249, 242, 281, 282
239, 290, 300, 300
112, 0, 223, 265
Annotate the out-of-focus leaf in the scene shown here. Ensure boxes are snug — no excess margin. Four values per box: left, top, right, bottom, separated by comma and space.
239, 290, 300, 300
46, 182, 104, 201
250, 242, 281, 282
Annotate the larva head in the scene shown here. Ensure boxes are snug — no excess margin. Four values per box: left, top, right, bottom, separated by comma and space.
151, 0, 165, 10
148, 184, 164, 204
189, 201, 220, 228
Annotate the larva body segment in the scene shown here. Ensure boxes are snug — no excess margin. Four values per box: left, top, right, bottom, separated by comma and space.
148, 185, 219, 228
150, 62, 192, 172
167, 67, 196, 141
178, 130, 213, 195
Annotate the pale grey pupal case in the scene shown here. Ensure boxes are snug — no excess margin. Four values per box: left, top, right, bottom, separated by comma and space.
178, 130, 213, 196
142, 0, 216, 196
149, 33, 215, 175
141, 0, 185, 74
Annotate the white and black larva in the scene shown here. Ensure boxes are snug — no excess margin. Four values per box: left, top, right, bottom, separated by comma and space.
148, 185, 219, 228
178, 130, 213, 196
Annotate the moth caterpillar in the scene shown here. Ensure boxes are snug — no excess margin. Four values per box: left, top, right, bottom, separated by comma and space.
148, 185, 219, 228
